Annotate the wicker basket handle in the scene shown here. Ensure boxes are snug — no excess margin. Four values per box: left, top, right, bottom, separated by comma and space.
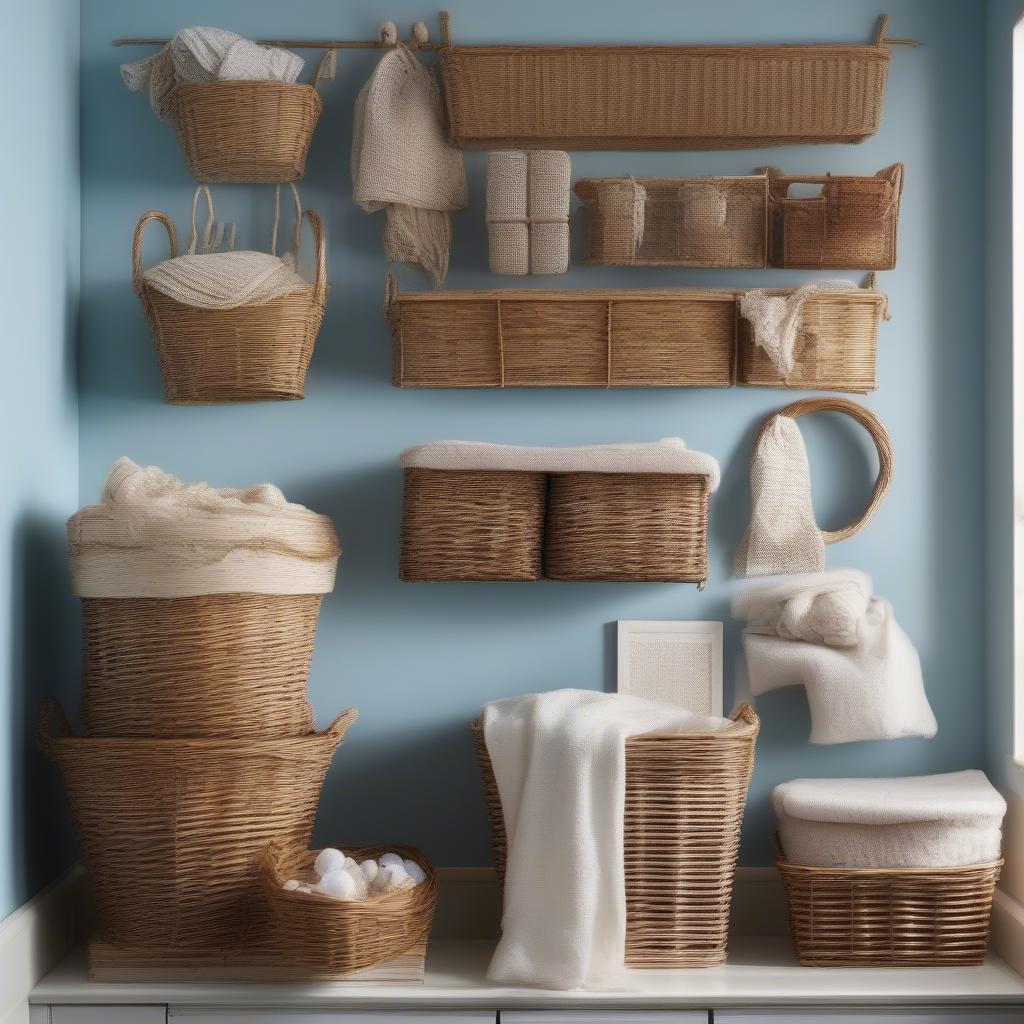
37, 697, 73, 760
131, 211, 177, 295
326, 707, 360, 742
309, 48, 337, 90
874, 14, 920, 48
300, 209, 327, 303
730, 702, 761, 734
762, 397, 894, 546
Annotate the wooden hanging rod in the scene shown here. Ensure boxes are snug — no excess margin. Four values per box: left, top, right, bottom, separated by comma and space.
112, 37, 442, 49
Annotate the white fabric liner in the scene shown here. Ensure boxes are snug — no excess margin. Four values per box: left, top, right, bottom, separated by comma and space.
774, 771, 1006, 869
68, 458, 340, 598
483, 689, 740, 991
143, 251, 309, 309
733, 570, 936, 745
400, 439, 721, 490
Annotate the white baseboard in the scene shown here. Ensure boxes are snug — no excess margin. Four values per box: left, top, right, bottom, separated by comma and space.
992, 886, 1024, 976
432, 865, 787, 939
0, 866, 90, 1024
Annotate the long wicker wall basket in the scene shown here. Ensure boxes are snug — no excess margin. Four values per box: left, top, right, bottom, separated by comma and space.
473, 704, 760, 967
777, 855, 1003, 967
574, 165, 903, 271
439, 13, 910, 151
132, 189, 327, 405
39, 698, 357, 951
254, 842, 439, 981
388, 280, 886, 394
401, 468, 712, 584
80, 593, 322, 739
171, 53, 334, 183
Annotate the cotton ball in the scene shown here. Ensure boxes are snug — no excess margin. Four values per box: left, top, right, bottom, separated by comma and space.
343, 857, 359, 870
316, 869, 356, 900
379, 852, 405, 869
375, 863, 413, 894
379, 20, 398, 45
282, 879, 301, 892
411, 21, 429, 46
360, 859, 379, 883
345, 865, 369, 901
403, 859, 426, 885
314, 848, 346, 879
297, 885, 314, 894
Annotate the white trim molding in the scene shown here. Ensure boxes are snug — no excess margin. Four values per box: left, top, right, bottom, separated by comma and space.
1, 866, 89, 1024
992, 886, 1024, 977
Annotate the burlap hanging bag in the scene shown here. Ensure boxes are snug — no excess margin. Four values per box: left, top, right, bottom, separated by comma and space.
133, 183, 327, 404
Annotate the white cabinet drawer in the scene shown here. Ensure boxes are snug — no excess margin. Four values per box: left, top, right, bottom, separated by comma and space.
501, 1014, 708, 1023
169, 1012, 493, 1024
52, 1008, 167, 1024
716, 1011, 1024, 1023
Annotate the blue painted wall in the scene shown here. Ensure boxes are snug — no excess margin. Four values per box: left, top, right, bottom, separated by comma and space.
78, 0, 988, 867
0, 1, 80, 920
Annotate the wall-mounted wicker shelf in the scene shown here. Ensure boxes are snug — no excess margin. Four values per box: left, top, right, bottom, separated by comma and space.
439, 14, 911, 151
387, 283, 887, 394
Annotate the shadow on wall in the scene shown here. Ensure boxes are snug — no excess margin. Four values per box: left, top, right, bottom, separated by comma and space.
6, 512, 78, 899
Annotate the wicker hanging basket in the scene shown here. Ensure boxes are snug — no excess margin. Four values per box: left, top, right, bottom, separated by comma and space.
440, 13, 912, 150
254, 843, 439, 980
133, 185, 327, 404
171, 52, 334, 183
473, 704, 760, 967
39, 698, 356, 951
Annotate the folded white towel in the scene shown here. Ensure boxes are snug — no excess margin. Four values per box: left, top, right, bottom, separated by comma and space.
733, 570, 936, 745
400, 439, 720, 490
774, 771, 1006, 868
143, 251, 309, 309
483, 689, 738, 990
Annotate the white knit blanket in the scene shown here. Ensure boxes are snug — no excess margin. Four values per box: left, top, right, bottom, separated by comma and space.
733, 570, 937, 745
68, 458, 340, 598
483, 690, 738, 990
739, 280, 856, 379
122, 27, 304, 122
774, 771, 1006, 868
400, 439, 721, 489
143, 251, 309, 309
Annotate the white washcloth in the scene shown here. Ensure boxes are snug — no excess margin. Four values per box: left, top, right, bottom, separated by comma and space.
739, 280, 856, 379
774, 771, 1006, 868
483, 689, 739, 990
400, 439, 720, 490
68, 458, 340, 598
143, 251, 308, 309
122, 27, 303, 122
733, 570, 937, 745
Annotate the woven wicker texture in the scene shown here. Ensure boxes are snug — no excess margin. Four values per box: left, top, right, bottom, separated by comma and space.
575, 176, 768, 268
439, 12, 893, 150
736, 285, 886, 393
777, 857, 1002, 967
254, 843, 438, 979
80, 593, 322, 738
173, 80, 322, 183
133, 207, 327, 404
400, 468, 546, 581
40, 698, 356, 950
766, 163, 904, 270
545, 473, 710, 583
473, 704, 760, 966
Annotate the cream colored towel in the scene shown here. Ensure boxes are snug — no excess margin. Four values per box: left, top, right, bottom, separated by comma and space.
143, 251, 308, 309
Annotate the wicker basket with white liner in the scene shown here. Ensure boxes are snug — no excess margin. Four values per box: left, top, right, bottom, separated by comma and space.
774, 772, 1006, 967
133, 184, 327, 404
68, 458, 340, 739
399, 439, 719, 584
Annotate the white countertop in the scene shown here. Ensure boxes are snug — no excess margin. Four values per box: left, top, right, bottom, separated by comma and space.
30, 939, 1024, 1009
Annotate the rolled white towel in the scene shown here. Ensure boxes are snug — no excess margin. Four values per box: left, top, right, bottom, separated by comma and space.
314, 848, 346, 879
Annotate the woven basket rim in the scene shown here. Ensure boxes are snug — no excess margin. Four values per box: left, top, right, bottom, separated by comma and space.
443, 43, 892, 61
174, 79, 323, 100
776, 856, 1004, 878
392, 286, 883, 304
140, 279, 315, 312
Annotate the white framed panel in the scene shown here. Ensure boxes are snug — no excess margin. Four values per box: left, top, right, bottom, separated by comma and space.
617, 620, 723, 716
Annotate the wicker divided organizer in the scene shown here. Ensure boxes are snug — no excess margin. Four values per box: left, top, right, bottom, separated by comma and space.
389, 281, 886, 394
777, 858, 1003, 967
473, 704, 760, 966
439, 13, 906, 150
39, 698, 356, 951
254, 843, 439, 981
133, 187, 327, 404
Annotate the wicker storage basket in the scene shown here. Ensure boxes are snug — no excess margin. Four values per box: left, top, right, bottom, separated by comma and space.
133, 189, 327, 404
545, 472, 711, 583
440, 13, 902, 150
777, 856, 1002, 967
401, 468, 547, 581
473, 704, 759, 966
736, 283, 887, 394
39, 698, 356, 950
766, 164, 904, 270
254, 843, 438, 979
575, 176, 769, 268
80, 593, 320, 738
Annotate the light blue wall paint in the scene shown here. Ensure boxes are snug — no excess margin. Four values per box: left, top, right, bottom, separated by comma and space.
0, 1, 80, 920
79, 0, 987, 866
